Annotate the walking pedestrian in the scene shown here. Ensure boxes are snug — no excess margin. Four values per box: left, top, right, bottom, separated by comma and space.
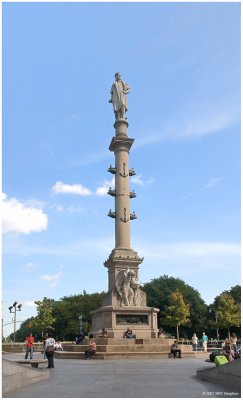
201, 332, 208, 352
24, 333, 34, 359
45, 333, 55, 368
192, 333, 198, 351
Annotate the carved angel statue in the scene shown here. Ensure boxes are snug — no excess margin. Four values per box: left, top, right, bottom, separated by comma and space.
115, 267, 141, 307
130, 274, 141, 306
109, 72, 131, 120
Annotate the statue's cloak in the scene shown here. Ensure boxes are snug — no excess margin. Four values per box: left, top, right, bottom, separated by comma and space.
110, 81, 130, 112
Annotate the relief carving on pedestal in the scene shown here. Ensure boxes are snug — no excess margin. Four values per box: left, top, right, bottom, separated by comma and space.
115, 266, 142, 307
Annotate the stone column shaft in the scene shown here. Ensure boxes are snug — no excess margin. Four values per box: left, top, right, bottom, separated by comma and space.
115, 148, 130, 249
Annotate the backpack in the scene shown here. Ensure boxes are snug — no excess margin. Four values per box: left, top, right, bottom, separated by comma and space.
209, 350, 222, 362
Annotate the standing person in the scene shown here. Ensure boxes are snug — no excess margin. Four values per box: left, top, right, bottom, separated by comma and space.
201, 332, 208, 352
24, 333, 34, 359
45, 333, 55, 368
170, 340, 182, 359
109, 72, 131, 120
222, 339, 235, 361
230, 333, 238, 352
192, 333, 198, 352
43, 333, 48, 359
84, 340, 96, 360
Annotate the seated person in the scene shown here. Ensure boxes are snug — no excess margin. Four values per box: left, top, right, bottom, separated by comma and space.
98, 328, 108, 338
170, 340, 182, 359
84, 340, 96, 360
158, 328, 165, 338
124, 327, 135, 339
54, 341, 63, 351
222, 339, 235, 361
75, 332, 85, 345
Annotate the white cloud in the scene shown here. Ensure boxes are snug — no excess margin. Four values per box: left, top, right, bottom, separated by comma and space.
65, 112, 81, 121
3, 236, 114, 260
135, 97, 239, 146
49, 203, 85, 214
131, 175, 154, 186
39, 271, 63, 288
2, 193, 48, 235
24, 301, 37, 307
204, 177, 223, 189
24, 262, 35, 270
137, 241, 240, 304
67, 150, 108, 169
96, 178, 115, 196
169, 103, 237, 140
138, 241, 240, 265
49, 203, 65, 212
181, 176, 223, 200
24, 199, 47, 209
52, 181, 92, 196
40, 141, 56, 159
67, 206, 86, 214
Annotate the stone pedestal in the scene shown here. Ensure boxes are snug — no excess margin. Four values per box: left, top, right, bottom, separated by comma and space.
91, 306, 159, 338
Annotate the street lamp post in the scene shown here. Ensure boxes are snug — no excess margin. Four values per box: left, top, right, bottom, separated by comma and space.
209, 307, 219, 342
9, 301, 22, 343
215, 313, 219, 341
79, 316, 83, 332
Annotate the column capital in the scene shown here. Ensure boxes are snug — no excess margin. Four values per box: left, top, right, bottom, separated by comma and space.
109, 136, 134, 152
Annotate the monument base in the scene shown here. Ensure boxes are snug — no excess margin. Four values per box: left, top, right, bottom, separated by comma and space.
90, 305, 159, 338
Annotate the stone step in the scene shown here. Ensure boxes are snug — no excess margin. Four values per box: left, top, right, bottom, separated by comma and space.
63, 344, 180, 352
75, 338, 174, 345
54, 351, 197, 360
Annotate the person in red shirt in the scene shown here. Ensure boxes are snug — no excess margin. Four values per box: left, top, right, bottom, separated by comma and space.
25, 333, 34, 359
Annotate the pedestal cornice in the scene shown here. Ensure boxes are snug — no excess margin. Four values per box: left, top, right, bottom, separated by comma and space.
104, 248, 144, 269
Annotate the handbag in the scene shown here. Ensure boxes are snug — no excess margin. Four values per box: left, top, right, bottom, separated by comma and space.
46, 345, 54, 353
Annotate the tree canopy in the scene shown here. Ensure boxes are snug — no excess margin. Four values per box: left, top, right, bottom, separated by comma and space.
215, 293, 241, 338
208, 285, 241, 339
143, 275, 208, 338
10, 278, 240, 342
52, 291, 103, 340
161, 288, 190, 340
34, 297, 56, 338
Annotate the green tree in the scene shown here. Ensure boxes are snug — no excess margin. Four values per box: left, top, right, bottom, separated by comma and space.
52, 291, 103, 340
227, 285, 241, 304
209, 285, 241, 339
161, 289, 190, 340
34, 297, 56, 339
143, 275, 207, 337
215, 293, 241, 338
15, 318, 40, 342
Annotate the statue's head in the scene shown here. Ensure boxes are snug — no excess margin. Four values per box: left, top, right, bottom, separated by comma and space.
128, 270, 136, 278
115, 72, 121, 81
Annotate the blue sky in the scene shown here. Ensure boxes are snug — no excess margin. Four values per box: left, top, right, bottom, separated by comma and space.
2, 2, 241, 337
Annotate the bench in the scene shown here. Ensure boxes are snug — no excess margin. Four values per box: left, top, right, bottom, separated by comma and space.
15, 360, 48, 368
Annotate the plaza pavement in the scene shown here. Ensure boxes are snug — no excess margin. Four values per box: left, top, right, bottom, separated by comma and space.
2, 353, 240, 398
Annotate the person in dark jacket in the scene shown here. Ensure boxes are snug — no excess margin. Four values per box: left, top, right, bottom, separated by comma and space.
170, 340, 182, 359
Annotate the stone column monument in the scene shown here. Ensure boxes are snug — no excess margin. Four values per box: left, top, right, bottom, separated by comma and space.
91, 73, 159, 338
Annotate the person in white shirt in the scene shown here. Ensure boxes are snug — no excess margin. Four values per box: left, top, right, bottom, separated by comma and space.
54, 341, 63, 351
45, 333, 55, 368
192, 333, 198, 352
